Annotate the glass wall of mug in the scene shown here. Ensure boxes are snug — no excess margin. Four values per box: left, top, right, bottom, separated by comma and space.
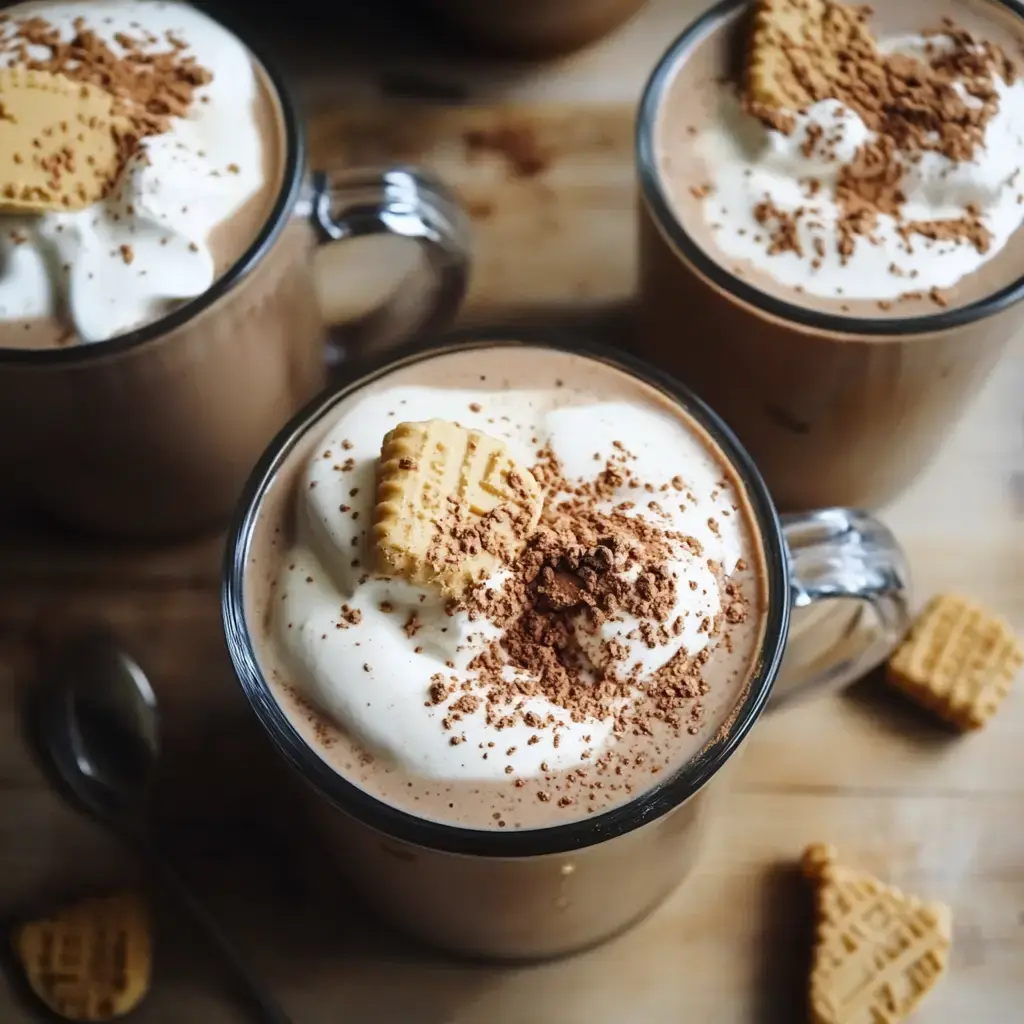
0, 10, 469, 539
222, 332, 910, 960
635, 0, 1024, 512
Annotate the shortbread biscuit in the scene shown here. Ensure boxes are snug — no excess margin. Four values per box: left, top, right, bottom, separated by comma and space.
373, 420, 543, 595
0, 68, 121, 213
887, 593, 1022, 730
802, 844, 952, 1024
746, 0, 877, 116
12, 891, 151, 1021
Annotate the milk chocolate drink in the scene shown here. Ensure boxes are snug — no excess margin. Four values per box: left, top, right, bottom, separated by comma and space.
421, 0, 648, 58
637, 0, 1024, 511
224, 332, 912, 959
0, 1, 468, 538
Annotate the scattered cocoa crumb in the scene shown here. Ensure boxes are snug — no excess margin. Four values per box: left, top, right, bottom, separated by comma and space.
463, 123, 550, 178
741, 10, 1018, 276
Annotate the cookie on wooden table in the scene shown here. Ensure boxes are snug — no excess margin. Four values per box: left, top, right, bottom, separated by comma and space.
12, 891, 151, 1021
802, 843, 952, 1024
886, 593, 1022, 730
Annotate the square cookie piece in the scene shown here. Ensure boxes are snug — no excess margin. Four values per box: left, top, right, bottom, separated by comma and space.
887, 593, 1022, 730
373, 419, 542, 596
746, 0, 877, 114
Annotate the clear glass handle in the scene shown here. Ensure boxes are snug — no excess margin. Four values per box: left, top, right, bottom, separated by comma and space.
309, 166, 470, 362
774, 508, 911, 705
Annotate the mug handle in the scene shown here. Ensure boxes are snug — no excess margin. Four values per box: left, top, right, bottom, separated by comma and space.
309, 166, 470, 362
772, 508, 912, 705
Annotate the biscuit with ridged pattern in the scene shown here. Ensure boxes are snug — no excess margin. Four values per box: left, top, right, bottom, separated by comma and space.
373, 419, 542, 595
746, 0, 877, 118
802, 844, 951, 1024
12, 891, 151, 1021
887, 593, 1021, 730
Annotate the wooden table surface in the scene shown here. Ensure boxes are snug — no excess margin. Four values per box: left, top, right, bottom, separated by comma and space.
2, 2, 1023, 1021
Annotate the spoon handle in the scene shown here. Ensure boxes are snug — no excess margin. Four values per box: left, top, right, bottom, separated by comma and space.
151, 850, 294, 1024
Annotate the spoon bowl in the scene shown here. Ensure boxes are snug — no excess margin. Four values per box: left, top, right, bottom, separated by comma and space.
33, 634, 159, 831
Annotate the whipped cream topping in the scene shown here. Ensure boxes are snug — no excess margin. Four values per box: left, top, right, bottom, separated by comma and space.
689, 34, 1024, 303
0, 2, 267, 343
274, 383, 747, 783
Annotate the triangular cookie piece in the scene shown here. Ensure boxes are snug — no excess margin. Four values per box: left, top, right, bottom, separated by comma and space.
802, 844, 952, 1024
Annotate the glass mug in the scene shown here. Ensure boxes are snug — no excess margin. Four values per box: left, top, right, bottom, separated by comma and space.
0, 13, 469, 539
222, 330, 911, 961
635, 0, 1024, 512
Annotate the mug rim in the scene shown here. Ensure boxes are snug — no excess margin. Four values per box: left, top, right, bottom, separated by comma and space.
636, 0, 1024, 339
0, 5, 306, 366
221, 327, 792, 858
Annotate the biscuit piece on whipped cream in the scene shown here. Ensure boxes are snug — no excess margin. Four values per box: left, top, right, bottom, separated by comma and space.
0, 68, 121, 212
745, 0, 877, 120
373, 419, 543, 596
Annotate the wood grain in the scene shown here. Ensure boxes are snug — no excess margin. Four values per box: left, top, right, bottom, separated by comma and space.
1, 0, 1023, 1020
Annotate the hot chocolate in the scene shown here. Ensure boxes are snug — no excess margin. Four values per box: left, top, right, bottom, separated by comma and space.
0, 1, 284, 349
420, 0, 648, 59
636, 0, 1024, 511
655, 0, 1024, 318
248, 345, 767, 831
226, 335, 914, 959
0, 1, 468, 538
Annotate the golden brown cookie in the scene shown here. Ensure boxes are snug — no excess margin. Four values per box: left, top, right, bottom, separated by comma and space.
0, 67, 121, 213
12, 891, 151, 1021
802, 844, 952, 1024
373, 419, 543, 596
746, 0, 877, 118
886, 593, 1022, 730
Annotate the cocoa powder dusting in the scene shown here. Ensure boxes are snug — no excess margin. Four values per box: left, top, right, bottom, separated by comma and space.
438, 446, 750, 746
744, 7, 1019, 264
286, 416, 759, 827
424, 470, 540, 588
0, 14, 213, 199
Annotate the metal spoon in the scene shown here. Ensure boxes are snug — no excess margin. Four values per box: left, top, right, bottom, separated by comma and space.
30, 633, 293, 1024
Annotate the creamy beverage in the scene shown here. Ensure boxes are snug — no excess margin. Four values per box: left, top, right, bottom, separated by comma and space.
249, 345, 767, 831
636, 0, 1024, 511
420, 0, 648, 59
226, 336, 911, 959
0, 1, 284, 349
0, 1, 468, 538
656, 1, 1024, 317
